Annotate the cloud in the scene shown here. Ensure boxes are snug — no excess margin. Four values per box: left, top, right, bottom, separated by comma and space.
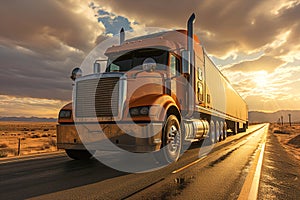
0, 95, 68, 118
227, 56, 285, 72
96, 9, 133, 35
0, 0, 104, 101
95, 0, 300, 57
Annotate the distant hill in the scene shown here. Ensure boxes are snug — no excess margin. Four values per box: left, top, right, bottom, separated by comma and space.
0, 110, 299, 123
249, 110, 300, 123
0, 117, 57, 122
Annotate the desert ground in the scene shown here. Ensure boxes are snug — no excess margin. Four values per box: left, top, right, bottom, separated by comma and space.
270, 123, 300, 162
0, 122, 299, 162
0, 121, 57, 158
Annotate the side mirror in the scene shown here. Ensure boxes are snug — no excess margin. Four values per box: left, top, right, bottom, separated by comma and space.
182, 50, 190, 74
70, 67, 82, 81
94, 62, 101, 73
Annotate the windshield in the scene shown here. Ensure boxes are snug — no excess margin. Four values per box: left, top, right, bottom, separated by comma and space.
106, 48, 168, 72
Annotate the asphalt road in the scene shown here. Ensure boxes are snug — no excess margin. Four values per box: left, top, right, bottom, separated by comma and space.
1, 124, 298, 200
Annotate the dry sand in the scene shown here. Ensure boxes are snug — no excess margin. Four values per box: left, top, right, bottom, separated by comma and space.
0, 121, 57, 158
270, 123, 300, 162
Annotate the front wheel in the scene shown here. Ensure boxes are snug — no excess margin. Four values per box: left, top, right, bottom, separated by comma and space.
156, 115, 182, 164
65, 149, 94, 160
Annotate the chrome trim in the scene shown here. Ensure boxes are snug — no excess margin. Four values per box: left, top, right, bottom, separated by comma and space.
117, 75, 127, 121
74, 72, 126, 122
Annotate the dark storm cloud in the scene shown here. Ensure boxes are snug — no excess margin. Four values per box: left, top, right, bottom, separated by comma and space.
0, 0, 103, 100
95, 0, 300, 57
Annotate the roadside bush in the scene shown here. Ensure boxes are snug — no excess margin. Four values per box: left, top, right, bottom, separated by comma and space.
41, 134, 49, 137
41, 144, 50, 150
0, 143, 8, 148
48, 138, 56, 147
31, 134, 40, 138
0, 150, 8, 158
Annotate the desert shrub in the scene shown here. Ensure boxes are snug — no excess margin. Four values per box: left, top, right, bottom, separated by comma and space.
31, 134, 40, 138
41, 144, 50, 150
0, 148, 17, 157
41, 134, 48, 137
48, 138, 57, 146
0, 150, 8, 158
0, 143, 8, 148
43, 129, 49, 132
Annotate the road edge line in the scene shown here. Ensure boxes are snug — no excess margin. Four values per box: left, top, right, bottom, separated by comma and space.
238, 125, 267, 200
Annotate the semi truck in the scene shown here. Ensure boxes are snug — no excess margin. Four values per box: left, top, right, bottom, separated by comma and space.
57, 13, 248, 162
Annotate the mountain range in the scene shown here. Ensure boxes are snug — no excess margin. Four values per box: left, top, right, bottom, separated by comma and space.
0, 116, 57, 122
0, 110, 299, 123
248, 110, 300, 123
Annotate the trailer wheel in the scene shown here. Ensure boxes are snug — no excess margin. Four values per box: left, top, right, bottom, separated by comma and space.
156, 115, 182, 164
219, 121, 224, 141
209, 120, 216, 144
233, 122, 238, 135
65, 149, 94, 160
216, 121, 220, 142
223, 122, 227, 140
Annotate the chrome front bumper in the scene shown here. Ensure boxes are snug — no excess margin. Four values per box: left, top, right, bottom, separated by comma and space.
57, 122, 163, 152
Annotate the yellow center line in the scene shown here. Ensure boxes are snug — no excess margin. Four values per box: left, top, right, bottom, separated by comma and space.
172, 156, 207, 174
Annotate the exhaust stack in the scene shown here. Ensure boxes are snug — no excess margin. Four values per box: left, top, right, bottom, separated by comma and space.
120, 28, 125, 45
187, 13, 195, 81
187, 13, 196, 117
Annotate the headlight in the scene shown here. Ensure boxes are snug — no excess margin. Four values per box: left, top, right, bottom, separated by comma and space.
59, 110, 72, 119
129, 106, 150, 117
70, 67, 82, 81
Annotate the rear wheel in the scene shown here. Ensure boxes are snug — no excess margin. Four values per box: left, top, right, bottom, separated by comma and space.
216, 121, 220, 142
209, 120, 216, 144
65, 149, 94, 160
233, 122, 238, 135
223, 122, 227, 140
219, 121, 224, 141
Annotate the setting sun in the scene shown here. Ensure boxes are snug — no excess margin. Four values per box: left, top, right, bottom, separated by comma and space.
253, 71, 269, 88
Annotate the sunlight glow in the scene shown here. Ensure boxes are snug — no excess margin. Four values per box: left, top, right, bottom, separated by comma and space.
253, 71, 269, 88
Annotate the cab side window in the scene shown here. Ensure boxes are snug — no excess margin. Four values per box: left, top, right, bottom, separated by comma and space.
170, 54, 180, 77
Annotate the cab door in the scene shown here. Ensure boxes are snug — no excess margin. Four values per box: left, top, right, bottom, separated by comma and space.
170, 54, 186, 110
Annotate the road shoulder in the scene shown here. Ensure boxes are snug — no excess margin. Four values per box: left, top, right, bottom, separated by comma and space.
258, 126, 300, 199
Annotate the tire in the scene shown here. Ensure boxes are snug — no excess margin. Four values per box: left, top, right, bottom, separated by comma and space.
156, 115, 182, 164
216, 121, 220, 142
219, 121, 224, 141
223, 122, 227, 140
209, 120, 216, 144
65, 149, 94, 160
233, 122, 238, 135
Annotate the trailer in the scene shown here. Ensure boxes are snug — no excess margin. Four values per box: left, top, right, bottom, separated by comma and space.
57, 13, 248, 161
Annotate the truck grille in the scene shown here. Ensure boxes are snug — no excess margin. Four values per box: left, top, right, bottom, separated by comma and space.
75, 77, 120, 117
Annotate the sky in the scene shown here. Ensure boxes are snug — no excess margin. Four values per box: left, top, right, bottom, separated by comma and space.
0, 0, 299, 118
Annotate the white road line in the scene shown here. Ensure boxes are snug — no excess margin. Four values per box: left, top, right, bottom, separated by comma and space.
238, 125, 268, 200
249, 142, 265, 200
